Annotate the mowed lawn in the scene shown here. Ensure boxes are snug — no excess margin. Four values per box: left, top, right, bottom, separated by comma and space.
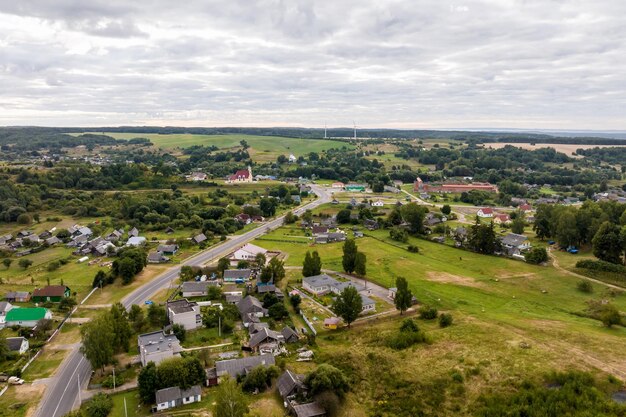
86, 132, 354, 162
254, 226, 626, 381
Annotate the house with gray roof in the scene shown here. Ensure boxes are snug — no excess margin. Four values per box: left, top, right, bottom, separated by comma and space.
223, 269, 252, 282
360, 294, 376, 314
193, 233, 207, 244
166, 299, 201, 330
157, 244, 179, 255
330, 281, 368, 296
302, 274, 339, 296
500, 233, 531, 256
248, 327, 284, 351
155, 385, 202, 411
290, 402, 327, 417
281, 326, 300, 343
6, 337, 28, 354
147, 251, 170, 264
277, 369, 306, 400
181, 281, 218, 298
212, 353, 275, 381
237, 296, 267, 326
138, 331, 181, 366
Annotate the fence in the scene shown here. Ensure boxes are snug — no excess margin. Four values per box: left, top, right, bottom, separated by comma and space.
300, 312, 317, 335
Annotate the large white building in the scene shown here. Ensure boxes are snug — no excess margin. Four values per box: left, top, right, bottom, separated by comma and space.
138, 331, 181, 366
166, 299, 202, 330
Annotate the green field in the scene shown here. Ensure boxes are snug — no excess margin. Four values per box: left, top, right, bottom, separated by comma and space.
82, 132, 354, 163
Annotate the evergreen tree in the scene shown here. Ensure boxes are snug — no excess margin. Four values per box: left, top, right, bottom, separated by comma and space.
394, 277, 412, 315
354, 252, 366, 276
332, 286, 362, 328
302, 251, 313, 277
342, 239, 358, 274
311, 251, 322, 276
511, 214, 525, 234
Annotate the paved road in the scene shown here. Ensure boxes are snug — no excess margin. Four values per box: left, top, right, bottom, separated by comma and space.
35, 185, 331, 417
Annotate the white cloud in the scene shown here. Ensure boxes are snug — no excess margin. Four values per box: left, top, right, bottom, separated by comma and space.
0, 0, 624, 129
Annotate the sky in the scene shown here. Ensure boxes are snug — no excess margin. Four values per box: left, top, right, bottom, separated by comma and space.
0, 0, 625, 130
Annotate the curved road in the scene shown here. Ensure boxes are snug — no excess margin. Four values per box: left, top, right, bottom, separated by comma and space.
35, 185, 331, 417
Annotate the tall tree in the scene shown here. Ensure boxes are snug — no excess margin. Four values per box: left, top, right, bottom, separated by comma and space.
511, 214, 525, 234
213, 377, 249, 417
342, 239, 358, 274
80, 314, 115, 371
592, 221, 623, 264
138, 362, 159, 404
109, 303, 132, 353
254, 252, 266, 267
217, 257, 230, 274
302, 251, 314, 277
267, 257, 285, 283
556, 210, 579, 247
354, 252, 366, 276
394, 277, 413, 315
332, 286, 362, 328
311, 251, 322, 276
400, 203, 428, 235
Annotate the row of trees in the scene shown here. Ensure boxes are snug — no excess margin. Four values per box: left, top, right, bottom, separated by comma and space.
138, 356, 206, 404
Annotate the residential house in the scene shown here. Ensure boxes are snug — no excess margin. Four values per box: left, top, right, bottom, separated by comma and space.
227, 166, 253, 183
247, 327, 284, 353
155, 385, 202, 411
311, 226, 328, 235
6, 337, 29, 354
281, 326, 300, 343
323, 317, 341, 330
331, 182, 344, 188
210, 353, 275, 382
138, 331, 182, 366
230, 243, 268, 263
500, 233, 531, 256
147, 251, 170, 263
181, 281, 219, 298
372, 200, 384, 207
364, 219, 379, 230
223, 269, 253, 283
519, 203, 532, 212
127, 236, 147, 246
222, 284, 244, 297
290, 402, 327, 417
128, 227, 139, 237
302, 274, 339, 296
477, 208, 494, 218
105, 229, 124, 242
384, 185, 400, 193
32, 285, 70, 303
237, 296, 267, 326
493, 213, 511, 225
0, 302, 13, 327
288, 154, 297, 163
187, 171, 208, 181
166, 299, 202, 330
193, 233, 207, 244
45, 236, 61, 246
277, 370, 306, 400
4, 291, 30, 303
360, 294, 376, 313
157, 244, 179, 255
235, 213, 252, 225
5, 307, 52, 327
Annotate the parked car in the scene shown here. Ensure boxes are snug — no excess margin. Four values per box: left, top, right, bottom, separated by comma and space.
8, 376, 24, 385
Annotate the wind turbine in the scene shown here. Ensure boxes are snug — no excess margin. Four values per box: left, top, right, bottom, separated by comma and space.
324, 123, 328, 139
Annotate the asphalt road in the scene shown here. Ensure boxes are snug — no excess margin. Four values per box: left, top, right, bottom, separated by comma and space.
35, 185, 330, 417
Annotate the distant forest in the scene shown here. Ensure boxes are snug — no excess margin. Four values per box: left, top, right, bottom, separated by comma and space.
1, 126, 626, 146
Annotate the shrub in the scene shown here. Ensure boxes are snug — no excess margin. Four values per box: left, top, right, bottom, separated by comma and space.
418, 305, 438, 320
407, 245, 419, 253
18, 259, 33, 269
439, 313, 453, 328
386, 330, 429, 350
47, 261, 61, 272
399, 318, 419, 333
576, 280, 593, 293
84, 393, 113, 417
576, 259, 626, 274
524, 247, 548, 264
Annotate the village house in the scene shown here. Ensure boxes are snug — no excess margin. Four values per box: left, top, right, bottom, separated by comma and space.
187, 172, 207, 181
5, 307, 52, 327
4, 291, 31, 303
493, 213, 511, 225
157, 244, 179, 255
166, 299, 202, 330
372, 200, 384, 207
500, 233, 532, 257
302, 274, 339, 296
227, 166, 253, 183
147, 251, 170, 264
181, 281, 219, 298
0, 302, 13, 328
277, 369, 307, 400
138, 331, 182, 366
223, 268, 253, 283
155, 385, 202, 411
32, 285, 70, 303
6, 337, 29, 354
477, 208, 494, 218
229, 243, 268, 264
235, 213, 252, 225
128, 227, 139, 237
237, 295, 268, 326
360, 294, 376, 313
192, 233, 207, 244
208, 353, 275, 384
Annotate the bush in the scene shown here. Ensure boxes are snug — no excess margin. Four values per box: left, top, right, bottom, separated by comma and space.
16, 213, 32, 225
101, 373, 126, 389
524, 247, 548, 264
399, 318, 419, 333
18, 259, 33, 269
439, 313, 453, 328
84, 393, 113, 417
386, 330, 429, 350
407, 245, 419, 253
577, 280, 593, 293
47, 261, 61, 272
418, 305, 438, 320
576, 259, 626, 274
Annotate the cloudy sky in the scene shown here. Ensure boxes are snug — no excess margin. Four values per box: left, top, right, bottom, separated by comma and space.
0, 0, 625, 129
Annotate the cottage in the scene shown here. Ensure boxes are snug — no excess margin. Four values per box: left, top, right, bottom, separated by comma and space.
222, 284, 244, 297
5, 308, 52, 327
360, 294, 376, 313
155, 385, 202, 411
211, 353, 275, 381
187, 171, 208, 181
311, 226, 328, 235
477, 208, 494, 218
166, 299, 202, 330
157, 244, 179, 255
32, 285, 70, 303
302, 274, 339, 296
147, 251, 170, 264
364, 219, 379, 230
105, 229, 124, 242
237, 296, 267, 326
493, 213, 511, 225
235, 213, 252, 225
138, 331, 181, 366
45, 236, 61, 246
248, 327, 284, 352
4, 291, 30, 303
0, 301, 13, 327
500, 233, 531, 256
372, 200, 384, 207
126, 236, 147, 247
128, 227, 139, 237
277, 370, 306, 400
223, 269, 253, 283
181, 281, 218, 298
281, 326, 300, 343
193, 233, 207, 244
6, 337, 29, 354
227, 166, 253, 183
323, 317, 341, 330
291, 402, 327, 417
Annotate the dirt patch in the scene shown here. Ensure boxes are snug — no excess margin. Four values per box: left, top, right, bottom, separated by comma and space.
496, 271, 537, 280
426, 271, 483, 288
484, 142, 626, 157
526, 319, 567, 330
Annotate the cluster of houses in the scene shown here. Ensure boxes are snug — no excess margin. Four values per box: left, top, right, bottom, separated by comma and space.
1, 285, 71, 329
302, 274, 376, 314
476, 204, 534, 225
0, 229, 61, 256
